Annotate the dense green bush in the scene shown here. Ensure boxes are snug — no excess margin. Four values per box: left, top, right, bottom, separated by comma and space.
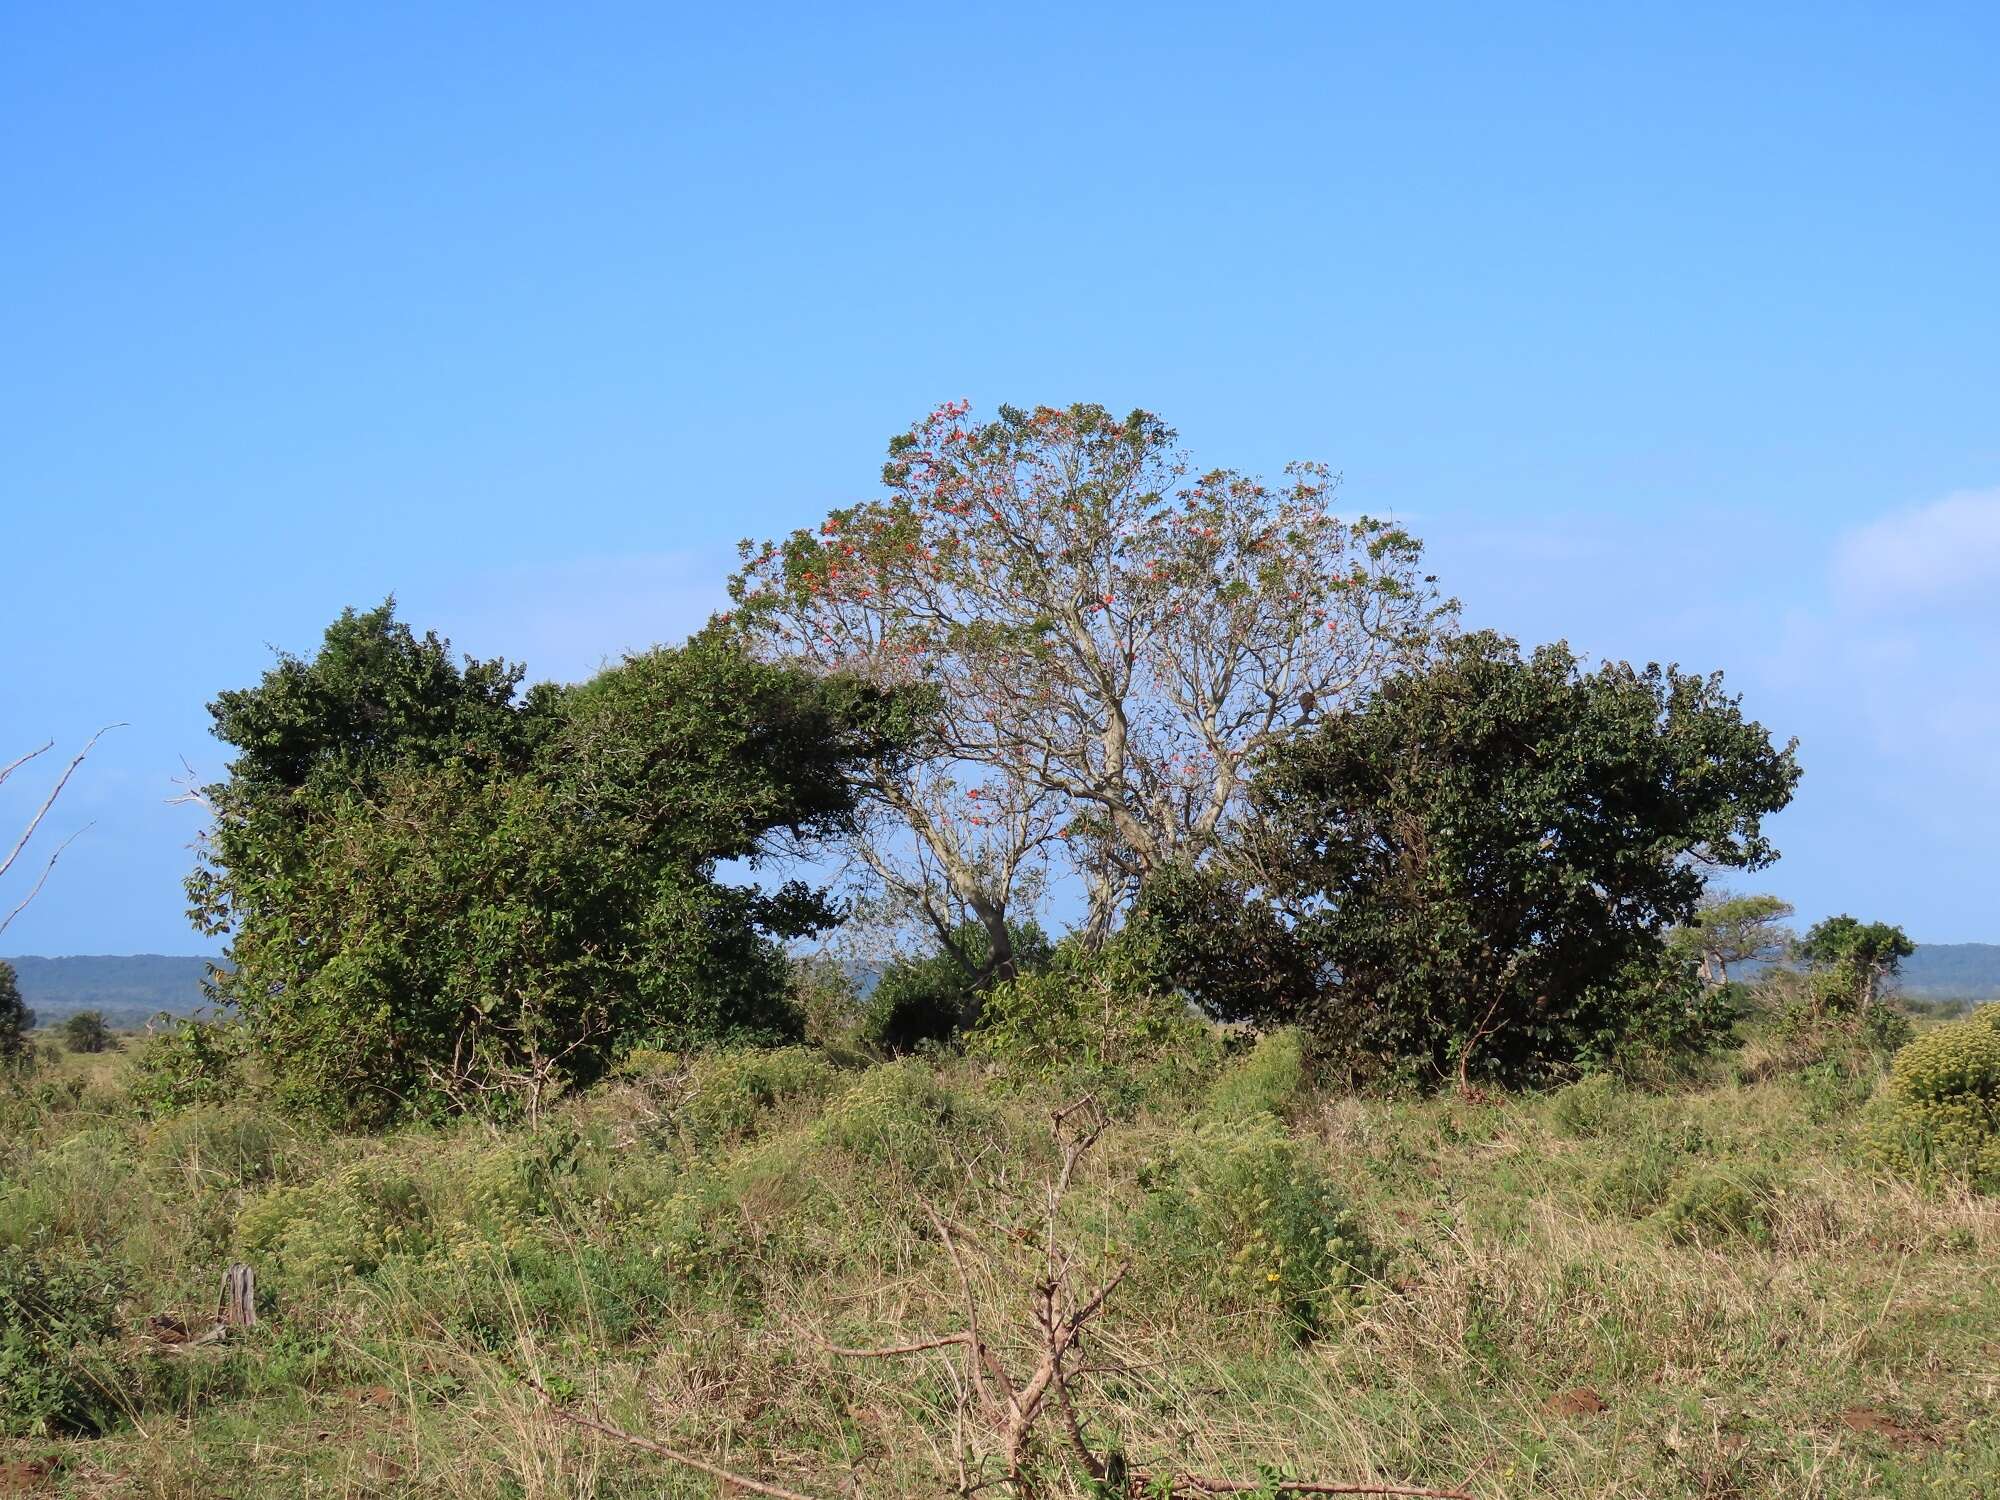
189, 605, 921, 1123
680, 1047, 843, 1144
1866, 1006, 2000, 1191
1193, 632, 1797, 1087
0, 1244, 128, 1435
58, 1011, 113, 1054
129, 1018, 251, 1117
969, 932, 1218, 1103
1137, 1115, 1377, 1338
0, 962, 34, 1061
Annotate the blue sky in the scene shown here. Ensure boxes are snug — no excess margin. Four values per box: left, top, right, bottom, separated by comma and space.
3, 3, 1996, 954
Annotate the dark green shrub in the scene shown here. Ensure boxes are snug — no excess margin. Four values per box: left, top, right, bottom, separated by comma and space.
189, 606, 920, 1123
0, 962, 34, 1060
0, 1245, 128, 1435
1228, 632, 1798, 1087
859, 922, 1053, 1054
57, 1011, 112, 1055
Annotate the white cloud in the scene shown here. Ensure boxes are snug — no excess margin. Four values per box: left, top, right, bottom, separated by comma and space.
1832, 487, 2000, 613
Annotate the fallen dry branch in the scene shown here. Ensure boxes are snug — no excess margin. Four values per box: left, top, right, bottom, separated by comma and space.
526, 1377, 821, 1500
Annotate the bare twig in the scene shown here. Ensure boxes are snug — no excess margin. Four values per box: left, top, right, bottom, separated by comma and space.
825, 1332, 971, 1359
527, 1377, 822, 1500
825, 1099, 1474, 1500
0, 824, 89, 939
0, 725, 121, 938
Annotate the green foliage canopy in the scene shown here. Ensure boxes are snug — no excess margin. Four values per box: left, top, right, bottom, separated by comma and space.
0, 961, 31, 1059
1150, 632, 1801, 1086
1798, 914, 1915, 1009
189, 603, 919, 1122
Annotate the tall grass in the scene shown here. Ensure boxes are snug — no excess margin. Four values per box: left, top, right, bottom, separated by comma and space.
1, 1031, 1996, 1496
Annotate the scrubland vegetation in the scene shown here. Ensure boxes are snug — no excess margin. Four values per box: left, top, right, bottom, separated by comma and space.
4, 403, 1997, 1496
3, 1001, 1998, 1498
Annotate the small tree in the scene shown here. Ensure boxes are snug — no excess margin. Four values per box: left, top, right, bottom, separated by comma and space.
1798, 915, 1915, 1011
1164, 632, 1800, 1086
1671, 890, 1796, 985
0, 961, 33, 1060
58, 1010, 111, 1054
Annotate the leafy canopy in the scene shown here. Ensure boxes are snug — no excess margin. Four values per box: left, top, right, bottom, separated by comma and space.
190, 602, 917, 1122
1798, 914, 1915, 1009
1152, 632, 1801, 1086
57, 1011, 111, 1054
0, 961, 32, 1059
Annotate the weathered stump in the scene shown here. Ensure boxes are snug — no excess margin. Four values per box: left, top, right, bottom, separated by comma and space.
217, 1262, 257, 1328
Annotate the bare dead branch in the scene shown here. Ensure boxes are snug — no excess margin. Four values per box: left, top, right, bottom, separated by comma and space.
0, 823, 89, 940
825, 1332, 971, 1359
0, 725, 121, 890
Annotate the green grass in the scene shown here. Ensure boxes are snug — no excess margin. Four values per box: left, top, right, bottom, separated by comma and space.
2, 1029, 1997, 1498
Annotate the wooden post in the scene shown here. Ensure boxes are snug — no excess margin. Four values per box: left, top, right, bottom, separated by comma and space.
218, 1263, 257, 1328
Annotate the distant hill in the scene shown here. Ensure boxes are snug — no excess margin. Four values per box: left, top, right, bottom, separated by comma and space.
3, 942, 1992, 1031
2, 954, 220, 1029
1897, 943, 2000, 1001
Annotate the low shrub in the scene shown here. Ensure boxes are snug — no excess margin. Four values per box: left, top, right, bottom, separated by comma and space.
1137, 1114, 1378, 1338
680, 1047, 843, 1144
238, 1160, 433, 1282
1205, 1028, 1309, 1122
1865, 1006, 2000, 1192
970, 932, 1219, 1104
1547, 1073, 1632, 1140
1661, 1165, 1784, 1247
0, 1128, 140, 1250
811, 1059, 997, 1180
0, 1244, 128, 1436
1588, 1136, 1687, 1219
142, 1106, 288, 1191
